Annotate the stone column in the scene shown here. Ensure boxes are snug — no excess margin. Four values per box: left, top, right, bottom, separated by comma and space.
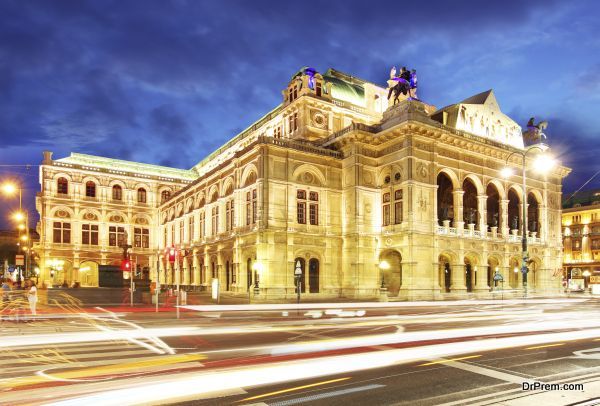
500, 199, 509, 237
477, 195, 487, 233
193, 250, 200, 286
450, 263, 467, 293
183, 256, 190, 285
452, 189, 464, 232
474, 263, 489, 292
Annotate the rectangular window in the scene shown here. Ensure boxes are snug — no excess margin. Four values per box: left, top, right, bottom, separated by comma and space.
212, 206, 219, 235
53, 222, 71, 244
82, 224, 98, 245
316, 82, 322, 97
383, 192, 391, 226
252, 189, 257, 224
109, 226, 126, 247
226, 201, 232, 231
297, 189, 309, 224
309, 202, 318, 225
394, 189, 403, 224
189, 218, 194, 242
293, 112, 298, 132
134, 228, 149, 248
246, 190, 257, 225
199, 212, 205, 238
592, 239, 600, 250
274, 126, 282, 139
297, 202, 306, 224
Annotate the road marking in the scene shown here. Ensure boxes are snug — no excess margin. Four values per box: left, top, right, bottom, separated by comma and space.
269, 384, 385, 406
419, 355, 481, 366
525, 343, 564, 350
238, 377, 351, 402
439, 360, 533, 384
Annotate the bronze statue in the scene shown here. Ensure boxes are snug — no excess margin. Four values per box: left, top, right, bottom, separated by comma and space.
523, 117, 548, 144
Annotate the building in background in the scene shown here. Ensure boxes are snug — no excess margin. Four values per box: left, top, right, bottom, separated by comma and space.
562, 188, 600, 291
35, 67, 570, 298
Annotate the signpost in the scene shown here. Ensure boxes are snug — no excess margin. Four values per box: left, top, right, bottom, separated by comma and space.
493, 270, 504, 301
294, 260, 302, 315
15, 255, 24, 266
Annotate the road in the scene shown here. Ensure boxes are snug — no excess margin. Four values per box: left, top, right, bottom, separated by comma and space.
1, 298, 599, 405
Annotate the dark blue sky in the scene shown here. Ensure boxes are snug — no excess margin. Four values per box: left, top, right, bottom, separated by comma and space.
1, 0, 599, 228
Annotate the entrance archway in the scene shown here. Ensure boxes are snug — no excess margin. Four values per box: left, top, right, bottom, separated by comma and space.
437, 173, 454, 226
509, 257, 520, 288
439, 255, 452, 292
463, 179, 479, 225
309, 258, 319, 293
486, 183, 500, 231
379, 250, 402, 295
487, 257, 500, 290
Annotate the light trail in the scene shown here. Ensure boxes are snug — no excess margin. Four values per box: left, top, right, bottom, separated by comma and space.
45, 327, 600, 406
238, 377, 351, 402
182, 298, 588, 312
525, 343, 565, 350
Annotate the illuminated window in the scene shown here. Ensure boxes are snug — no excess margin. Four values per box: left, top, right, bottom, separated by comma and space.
309, 192, 318, 225
53, 222, 70, 244
246, 190, 257, 225
85, 181, 96, 198
382, 192, 391, 226
112, 185, 122, 201
179, 220, 184, 243
226, 200, 234, 231
57, 178, 68, 195
297, 190, 306, 224
394, 189, 403, 224
109, 226, 126, 247
137, 188, 147, 203
82, 224, 98, 245
212, 206, 219, 235
134, 228, 149, 248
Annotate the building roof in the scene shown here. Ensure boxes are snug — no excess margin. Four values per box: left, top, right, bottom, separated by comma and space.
323, 68, 367, 107
563, 188, 600, 209
459, 89, 496, 105
56, 153, 198, 181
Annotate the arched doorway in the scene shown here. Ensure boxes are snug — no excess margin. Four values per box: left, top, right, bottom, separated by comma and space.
529, 258, 540, 289
309, 258, 319, 293
226, 261, 230, 290
379, 250, 402, 295
486, 183, 500, 231
439, 255, 452, 292
247, 258, 252, 290
465, 258, 474, 292
437, 173, 454, 226
527, 193, 540, 236
508, 189, 521, 232
294, 258, 306, 293
509, 257, 520, 288
463, 178, 479, 226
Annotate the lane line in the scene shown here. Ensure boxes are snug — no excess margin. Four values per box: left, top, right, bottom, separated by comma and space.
269, 384, 385, 406
525, 343, 565, 350
419, 355, 482, 366
238, 377, 350, 402
438, 360, 532, 384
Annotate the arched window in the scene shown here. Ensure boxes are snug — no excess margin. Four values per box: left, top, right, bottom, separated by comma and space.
85, 181, 96, 198
57, 177, 69, 195
161, 190, 171, 203
112, 185, 122, 201
137, 188, 147, 203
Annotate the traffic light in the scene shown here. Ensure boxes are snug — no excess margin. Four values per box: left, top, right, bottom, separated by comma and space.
168, 247, 176, 263
121, 259, 131, 272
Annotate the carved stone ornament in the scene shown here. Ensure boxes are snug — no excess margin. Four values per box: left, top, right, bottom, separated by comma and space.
386, 238, 392, 246
110, 215, 123, 223
365, 203, 372, 214
312, 111, 327, 129
136, 217, 148, 225
394, 172, 401, 181
56, 210, 69, 218
302, 172, 314, 184
84, 212, 97, 221
363, 171, 373, 185
417, 163, 428, 179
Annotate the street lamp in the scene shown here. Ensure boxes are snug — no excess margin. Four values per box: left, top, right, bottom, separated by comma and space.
502, 145, 555, 296
378, 260, 390, 289
294, 260, 303, 306
252, 261, 262, 295
2, 181, 30, 282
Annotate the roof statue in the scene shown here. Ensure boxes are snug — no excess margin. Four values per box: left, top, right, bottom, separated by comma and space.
523, 117, 548, 145
387, 65, 418, 105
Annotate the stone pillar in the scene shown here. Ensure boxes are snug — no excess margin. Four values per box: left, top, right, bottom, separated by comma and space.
450, 263, 467, 293
500, 199, 509, 237
453, 189, 464, 231
183, 257, 190, 285
474, 263, 489, 291
477, 195, 487, 233
193, 251, 200, 286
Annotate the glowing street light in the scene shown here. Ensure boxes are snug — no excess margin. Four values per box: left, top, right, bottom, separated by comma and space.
1, 182, 17, 196
502, 144, 555, 296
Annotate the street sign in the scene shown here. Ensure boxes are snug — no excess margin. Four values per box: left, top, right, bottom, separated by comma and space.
15, 255, 24, 266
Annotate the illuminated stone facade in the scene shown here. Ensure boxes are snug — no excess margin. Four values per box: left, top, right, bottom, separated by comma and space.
562, 189, 600, 286
36, 67, 570, 298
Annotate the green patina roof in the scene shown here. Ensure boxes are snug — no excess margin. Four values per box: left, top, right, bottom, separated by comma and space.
323, 68, 366, 107
57, 153, 198, 181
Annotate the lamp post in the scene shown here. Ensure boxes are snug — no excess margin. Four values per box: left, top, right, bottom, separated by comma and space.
294, 260, 302, 307
501, 145, 554, 297
252, 261, 261, 296
2, 182, 30, 283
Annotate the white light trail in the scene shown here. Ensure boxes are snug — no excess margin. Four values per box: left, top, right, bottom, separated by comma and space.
46, 327, 600, 406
